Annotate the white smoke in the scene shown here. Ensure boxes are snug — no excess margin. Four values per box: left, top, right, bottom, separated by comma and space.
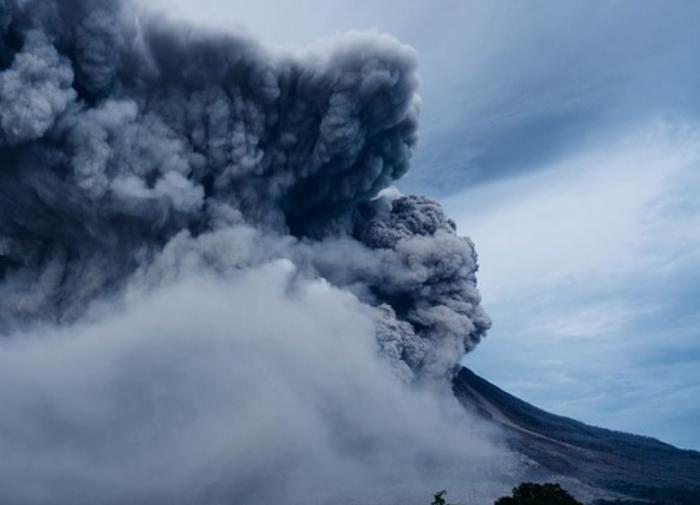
0, 241, 516, 504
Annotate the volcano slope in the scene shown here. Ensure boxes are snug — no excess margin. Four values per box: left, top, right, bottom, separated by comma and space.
453, 367, 700, 505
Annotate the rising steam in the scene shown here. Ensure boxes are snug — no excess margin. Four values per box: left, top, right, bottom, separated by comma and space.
0, 0, 513, 503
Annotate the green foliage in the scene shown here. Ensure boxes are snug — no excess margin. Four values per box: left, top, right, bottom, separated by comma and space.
494, 482, 583, 505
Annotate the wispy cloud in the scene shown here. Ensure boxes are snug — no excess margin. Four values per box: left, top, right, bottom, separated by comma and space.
450, 122, 700, 449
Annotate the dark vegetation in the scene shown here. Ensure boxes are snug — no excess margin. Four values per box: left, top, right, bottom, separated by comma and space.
494, 483, 583, 505
432, 483, 583, 505
431, 490, 456, 505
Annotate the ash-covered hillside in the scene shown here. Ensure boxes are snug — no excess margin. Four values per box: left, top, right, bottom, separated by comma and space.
453, 367, 700, 505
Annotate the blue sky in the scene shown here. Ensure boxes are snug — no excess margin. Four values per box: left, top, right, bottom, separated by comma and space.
141, 0, 700, 449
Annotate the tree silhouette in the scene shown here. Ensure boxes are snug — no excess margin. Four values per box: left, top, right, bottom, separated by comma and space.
431, 490, 455, 505
494, 482, 583, 505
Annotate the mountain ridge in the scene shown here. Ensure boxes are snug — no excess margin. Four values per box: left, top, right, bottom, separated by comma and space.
452, 367, 700, 504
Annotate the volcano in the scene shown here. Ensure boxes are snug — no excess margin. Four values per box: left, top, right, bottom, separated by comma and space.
1, 1, 698, 503
453, 367, 700, 504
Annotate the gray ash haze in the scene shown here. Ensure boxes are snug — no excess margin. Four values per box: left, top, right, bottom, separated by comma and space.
0, 0, 515, 503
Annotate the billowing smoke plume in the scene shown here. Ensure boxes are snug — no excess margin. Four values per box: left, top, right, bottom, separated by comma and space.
0, 0, 510, 503
0, 0, 489, 381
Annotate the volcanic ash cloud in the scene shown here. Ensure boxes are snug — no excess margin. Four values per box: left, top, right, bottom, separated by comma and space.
0, 1, 513, 503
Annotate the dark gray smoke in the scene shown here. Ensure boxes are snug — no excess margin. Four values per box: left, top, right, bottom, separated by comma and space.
356, 194, 491, 378
0, 1, 509, 503
0, 0, 488, 381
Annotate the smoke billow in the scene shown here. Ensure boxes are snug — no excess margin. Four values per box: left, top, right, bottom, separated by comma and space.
0, 0, 514, 503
